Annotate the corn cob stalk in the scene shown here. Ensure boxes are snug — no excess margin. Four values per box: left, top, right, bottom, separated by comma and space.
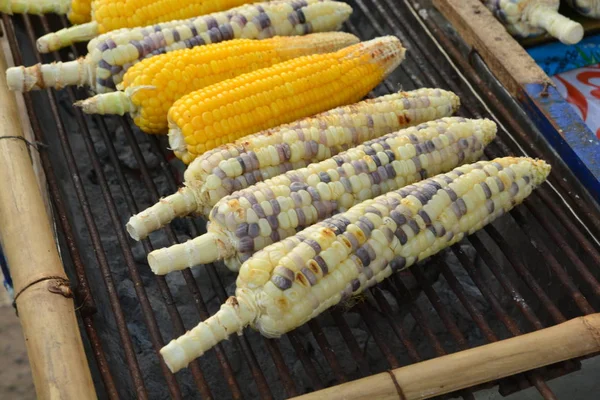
566, 0, 600, 18
7, 1, 352, 93
75, 33, 360, 133
482, 0, 583, 44
168, 36, 406, 165
0, 0, 92, 24
36, 0, 257, 52
160, 157, 551, 372
147, 117, 496, 275
127, 88, 461, 241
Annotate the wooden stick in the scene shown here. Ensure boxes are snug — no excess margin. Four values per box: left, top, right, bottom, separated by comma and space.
432, 0, 553, 96
291, 313, 600, 400
0, 39, 96, 399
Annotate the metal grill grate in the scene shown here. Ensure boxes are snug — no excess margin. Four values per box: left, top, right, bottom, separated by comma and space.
2, 0, 600, 399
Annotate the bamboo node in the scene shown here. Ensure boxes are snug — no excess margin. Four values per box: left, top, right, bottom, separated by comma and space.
386, 370, 407, 400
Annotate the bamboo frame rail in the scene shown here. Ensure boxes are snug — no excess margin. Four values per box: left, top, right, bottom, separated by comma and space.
291, 313, 600, 400
0, 41, 96, 399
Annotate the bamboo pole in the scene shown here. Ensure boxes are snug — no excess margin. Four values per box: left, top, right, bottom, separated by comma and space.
0, 39, 96, 399
291, 313, 600, 400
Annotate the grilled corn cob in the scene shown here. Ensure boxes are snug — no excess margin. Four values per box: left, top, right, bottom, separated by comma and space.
0, 0, 92, 24
75, 33, 360, 133
36, 0, 256, 52
168, 36, 406, 165
7, 0, 352, 93
147, 117, 496, 275
566, 0, 600, 18
160, 157, 551, 372
127, 88, 461, 241
482, 0, 583, 44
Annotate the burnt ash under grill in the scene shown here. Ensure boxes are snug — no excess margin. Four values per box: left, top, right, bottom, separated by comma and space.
3, 0, 600, 399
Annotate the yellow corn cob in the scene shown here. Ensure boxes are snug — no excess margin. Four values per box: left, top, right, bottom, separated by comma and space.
168, 36, 407, 165
160, 157, 551, 372
147, 117, 496, 274
75, 33, 360, 134
126, 88, 461, 241
0, 0, 91, 24
36, 0, 256, 51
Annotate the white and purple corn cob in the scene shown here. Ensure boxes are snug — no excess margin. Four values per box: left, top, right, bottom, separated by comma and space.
483, 0, 583, 44
7, 0, 353, 93
126, 88, 461, 241
160, 156, 551, 372
147, 117, 497, 275
566, 0, 600, 18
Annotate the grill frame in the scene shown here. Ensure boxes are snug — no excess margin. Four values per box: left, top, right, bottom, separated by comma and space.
2, 1, 600, 399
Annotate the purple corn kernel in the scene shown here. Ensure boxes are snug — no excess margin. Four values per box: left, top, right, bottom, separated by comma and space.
267, 215, 279, 229
494, 176, 505, 192
418, 210, 432, 225
314, 201, 328, 219
364, 206, 382, 217
300, 267, 318, 286
252, 203, 266, 218
385, 164, 396, 178
307, 187, 321, 201
238, 236, 254, 253
318, 172, 331, 183
509, 182, 519, 196
343, 232, 359, 251
270, 230, 280, 242
248, 223, 260, 238
359, 217, 375, 231
351, 278, 361, 292
364, 242, 376, 261
390, 210, 407, 226
472, 181, 489, 198
407, 219, 420, 235
412, 156, 422, 171
269, 199, 281, 215
363, 267, 374, 280
456, 198, 467, 215
444, 187, 458, 201
394, 227, 408, 245
236, 223, 249, 238
314, 255, 329, 275
390, 256, 406, 272
271, 275, 292, 290
231, 179, 242, 192
304, 238, 322, 253
491, 162, 503, 171
377, 166, 389, 181
274, 266, 295, 281
296, 209, 306, 226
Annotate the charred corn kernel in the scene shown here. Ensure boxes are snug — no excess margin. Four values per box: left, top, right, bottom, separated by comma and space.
75, 33, 360, 133
10, 1, 352, 93
168, 36, 407, 165
160, 157, 551, 372
566, 0, 600, 18
483, 0, 583, 44
36, 0, 257, 51
0, 0, 91, 24
146, 117, 496, 274
126, 88, 460, 240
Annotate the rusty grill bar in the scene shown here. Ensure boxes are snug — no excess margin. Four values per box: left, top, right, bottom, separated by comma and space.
2, 0, 600, 399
